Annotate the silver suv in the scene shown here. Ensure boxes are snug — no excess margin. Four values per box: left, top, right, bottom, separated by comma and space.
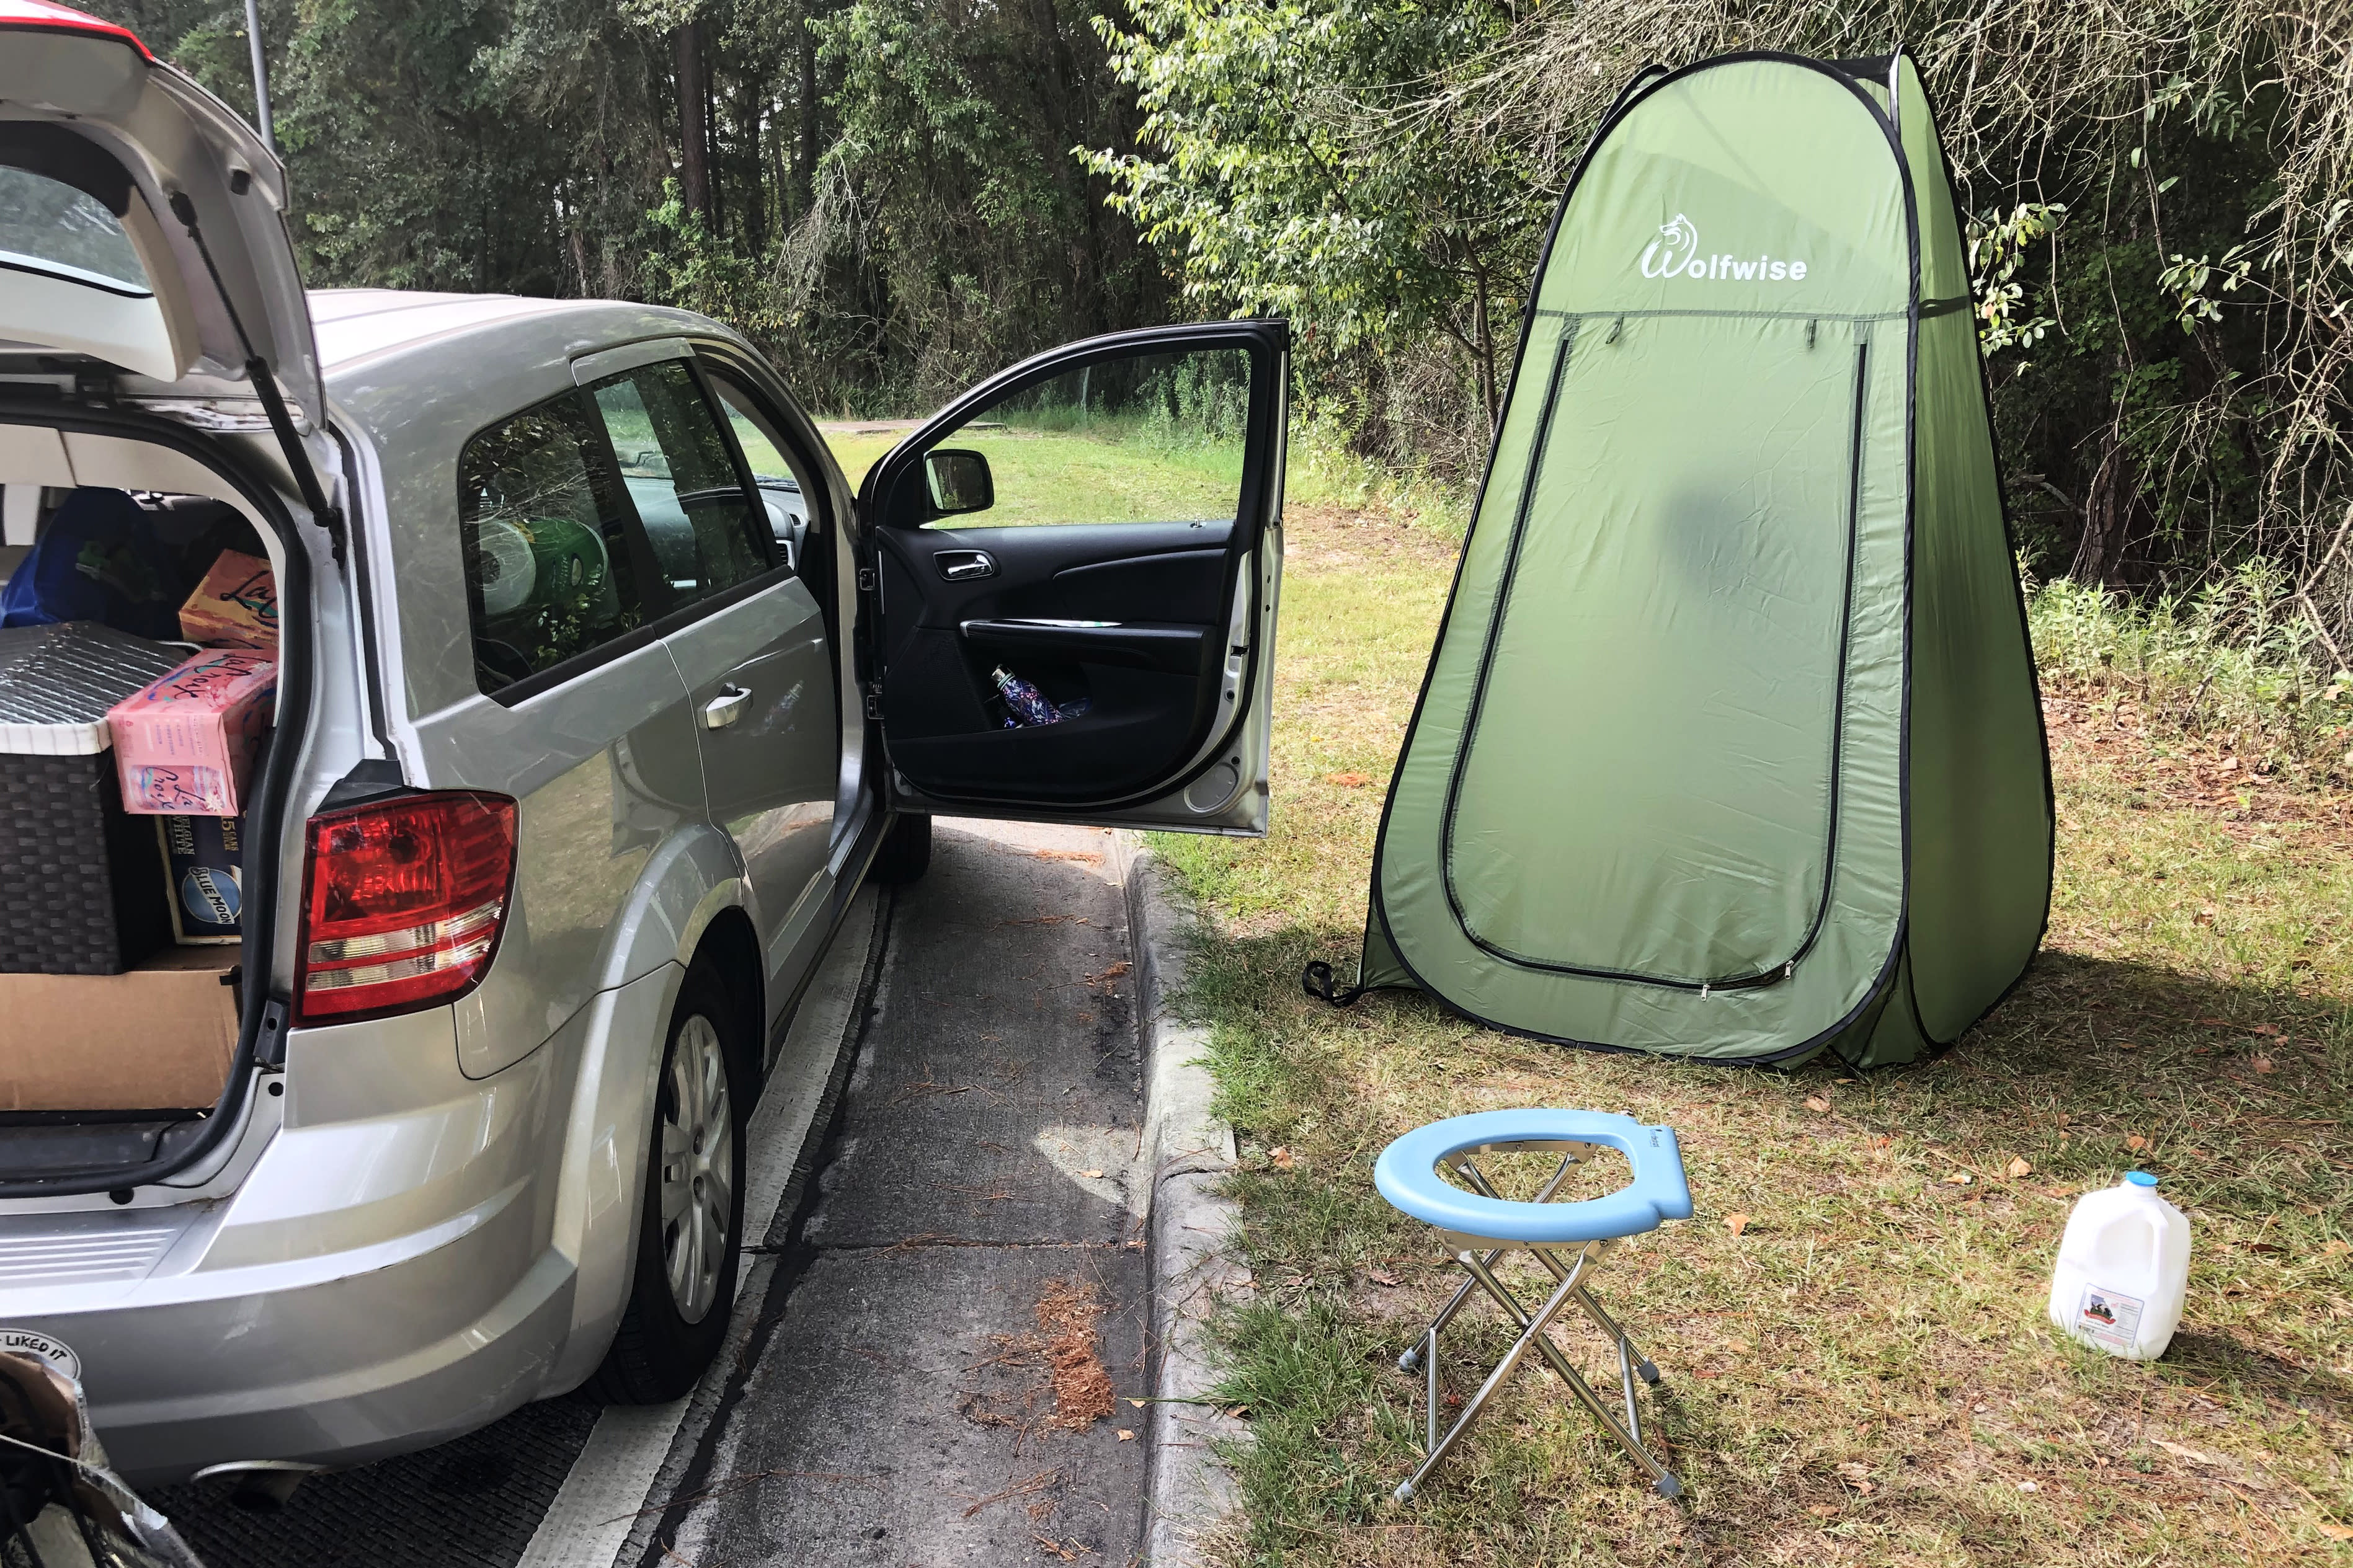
0, 8, 1284, 1484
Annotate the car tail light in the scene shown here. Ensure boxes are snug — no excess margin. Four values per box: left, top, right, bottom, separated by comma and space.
296, 792, 517, 1024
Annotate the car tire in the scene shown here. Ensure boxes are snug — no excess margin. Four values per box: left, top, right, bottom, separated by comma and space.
592, 963, 748, 1404
868, 811, 932, 885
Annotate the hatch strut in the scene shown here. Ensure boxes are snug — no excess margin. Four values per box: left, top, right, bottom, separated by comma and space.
164, 191, 345, 564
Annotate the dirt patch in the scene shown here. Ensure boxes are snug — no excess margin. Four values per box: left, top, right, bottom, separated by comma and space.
957, 1274, 1115, 1440
2045, 681, 2353, 844
1036, 1275, 1114, 1430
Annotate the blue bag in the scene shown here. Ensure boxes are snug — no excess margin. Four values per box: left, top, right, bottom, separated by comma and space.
0, 488, 189, 640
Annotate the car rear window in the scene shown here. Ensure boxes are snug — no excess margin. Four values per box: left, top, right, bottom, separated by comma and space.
587, 360, 773, 608
0, 167, 149, 294
457, 392, 649, 693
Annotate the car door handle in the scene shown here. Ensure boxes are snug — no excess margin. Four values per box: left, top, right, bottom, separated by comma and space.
935, 549, 996, 581
703, 683, 752, 730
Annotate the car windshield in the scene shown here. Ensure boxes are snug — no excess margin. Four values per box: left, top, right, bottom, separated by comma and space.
0, 167, 151, 294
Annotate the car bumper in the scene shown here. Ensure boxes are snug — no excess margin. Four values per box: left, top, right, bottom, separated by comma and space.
0, 1009, 589, 1485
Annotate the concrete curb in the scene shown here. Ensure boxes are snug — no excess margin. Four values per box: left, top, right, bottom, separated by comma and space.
1111, 830, 1250, 1568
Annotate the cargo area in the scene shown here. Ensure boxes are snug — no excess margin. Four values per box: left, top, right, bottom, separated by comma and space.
0, 450, 285, 1177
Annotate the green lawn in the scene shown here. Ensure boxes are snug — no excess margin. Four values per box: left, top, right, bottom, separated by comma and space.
818, 420, 1241, 526
1150, 500, 2353, 1567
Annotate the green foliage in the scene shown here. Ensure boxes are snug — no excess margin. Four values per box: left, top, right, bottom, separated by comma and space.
1968, 202, 2066, 355
2028, 561, 2353, 772
78, 0, 2353, 623
1082, 0, 1535, 474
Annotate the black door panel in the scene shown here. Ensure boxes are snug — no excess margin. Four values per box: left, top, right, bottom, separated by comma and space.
873, 520, 1231, 794
1044, 548, 1229, 624
860, 322, 1286, 812
958, 620, 1212, 676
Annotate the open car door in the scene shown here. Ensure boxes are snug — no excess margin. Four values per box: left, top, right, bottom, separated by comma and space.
858, 321, 1287, 834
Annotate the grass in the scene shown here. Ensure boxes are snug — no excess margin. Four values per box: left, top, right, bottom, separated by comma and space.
1149, 498, 2353, 1567
816, 412, 1245, 526
2029, 560, 2353, 781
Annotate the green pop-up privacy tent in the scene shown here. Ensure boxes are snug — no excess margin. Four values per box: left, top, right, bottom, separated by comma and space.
1310, 49, 2053, 1068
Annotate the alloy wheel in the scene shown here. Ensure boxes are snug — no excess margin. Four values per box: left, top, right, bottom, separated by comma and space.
657, 1014, 734, 1324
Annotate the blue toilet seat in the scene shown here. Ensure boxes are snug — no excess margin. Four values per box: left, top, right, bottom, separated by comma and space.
1374, 1108, 1692, 1247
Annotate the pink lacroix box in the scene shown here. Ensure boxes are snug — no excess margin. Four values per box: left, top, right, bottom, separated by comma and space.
107, 651, 277, 816
178, 548, 278, 649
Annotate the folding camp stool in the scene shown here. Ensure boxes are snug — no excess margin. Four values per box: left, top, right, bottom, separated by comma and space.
1373, 1109, 1693, 1502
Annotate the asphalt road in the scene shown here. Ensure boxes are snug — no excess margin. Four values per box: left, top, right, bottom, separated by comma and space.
146, 818, 1152, 1568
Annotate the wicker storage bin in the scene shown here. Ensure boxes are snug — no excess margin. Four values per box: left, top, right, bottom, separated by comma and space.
0, 623, 187, 974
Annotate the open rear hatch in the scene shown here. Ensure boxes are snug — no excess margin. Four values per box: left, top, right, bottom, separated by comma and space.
0, 1, 324, 1193
0, 0, 321, 421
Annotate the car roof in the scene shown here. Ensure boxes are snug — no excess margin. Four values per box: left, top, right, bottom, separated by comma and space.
310, 287, 732, 384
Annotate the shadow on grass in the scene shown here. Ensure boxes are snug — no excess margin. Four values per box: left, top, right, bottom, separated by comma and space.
1198, 920, 2344, 1220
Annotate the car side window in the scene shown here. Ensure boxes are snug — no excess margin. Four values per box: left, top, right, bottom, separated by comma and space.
907, 348, 1251, 529
458, 392, 647, 693
587, 360, 773, 606
705, 371, 822, 577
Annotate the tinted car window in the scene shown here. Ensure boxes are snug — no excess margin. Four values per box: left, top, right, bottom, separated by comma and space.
458, 393, 646, 693
589, 361, 772, 606
707, 372, 819, 577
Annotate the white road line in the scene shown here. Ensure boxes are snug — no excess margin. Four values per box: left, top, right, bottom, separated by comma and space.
515, 890, 883, 1568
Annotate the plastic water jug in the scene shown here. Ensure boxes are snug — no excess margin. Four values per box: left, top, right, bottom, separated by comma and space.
2047, 1172, 2189, 1360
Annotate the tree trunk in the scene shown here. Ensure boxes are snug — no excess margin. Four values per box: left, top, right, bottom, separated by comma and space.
2071, 426, 2130, 586
675, 19, 711, 221
794, 6, 819, 222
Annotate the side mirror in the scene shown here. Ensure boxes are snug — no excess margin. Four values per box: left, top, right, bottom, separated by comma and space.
924, 448, 995, 518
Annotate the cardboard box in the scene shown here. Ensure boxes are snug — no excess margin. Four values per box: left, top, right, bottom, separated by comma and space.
178, 549, 278, 649
0, 947, 238, 1110
157, 814, 242, 944
105, 650, 275, 816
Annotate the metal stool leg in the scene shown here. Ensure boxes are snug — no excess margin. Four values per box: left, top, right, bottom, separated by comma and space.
1572, 1282, 1661, 1385
1399, 1156, 1580, 1375
1455, 1253, 1681, 1499
1454, 1161, 1665, 1437
1394, 1256, 1588, 1503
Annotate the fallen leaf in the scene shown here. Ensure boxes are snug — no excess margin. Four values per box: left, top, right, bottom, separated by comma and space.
2197, 1016, 2229, 1026
2323, 1239, 2349, 1257
1269, 1147, 1295, 1171
1367, 1268, 1402, 1287
2114, 1039, 2140, 1050
1324, 771, 1371, 787
2125, 1135, 2148, 1151
1804, 1096, 1831, 1113
1724, 1212, 1750, 1236
1870, 1134, 1891, 1149
1225, 1405, 1248, 1419
2153, 1438, 2221, 1467
1080, 1169, 1105, 1180
2006, 1156, 2033, 1178
1129, 1398, 1148, 1407
1943, 1171, 1973, 1186
2253, 1056, 2275, 1074
2251, 1022, 2282, 1036
1807, 1503, 1839, 1518
1116, 1429, 1136, 1442
2317, 1520, 2353, 1542
1837, 1462, 1870, 1481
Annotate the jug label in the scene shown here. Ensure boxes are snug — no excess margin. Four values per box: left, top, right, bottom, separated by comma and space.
2073, 1284, 2145, 1353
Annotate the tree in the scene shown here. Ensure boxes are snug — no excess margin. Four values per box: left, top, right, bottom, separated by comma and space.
1083, 0, 1535, 469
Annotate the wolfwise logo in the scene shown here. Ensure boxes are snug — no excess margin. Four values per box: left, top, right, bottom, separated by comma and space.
1637, 214, 1809, 282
